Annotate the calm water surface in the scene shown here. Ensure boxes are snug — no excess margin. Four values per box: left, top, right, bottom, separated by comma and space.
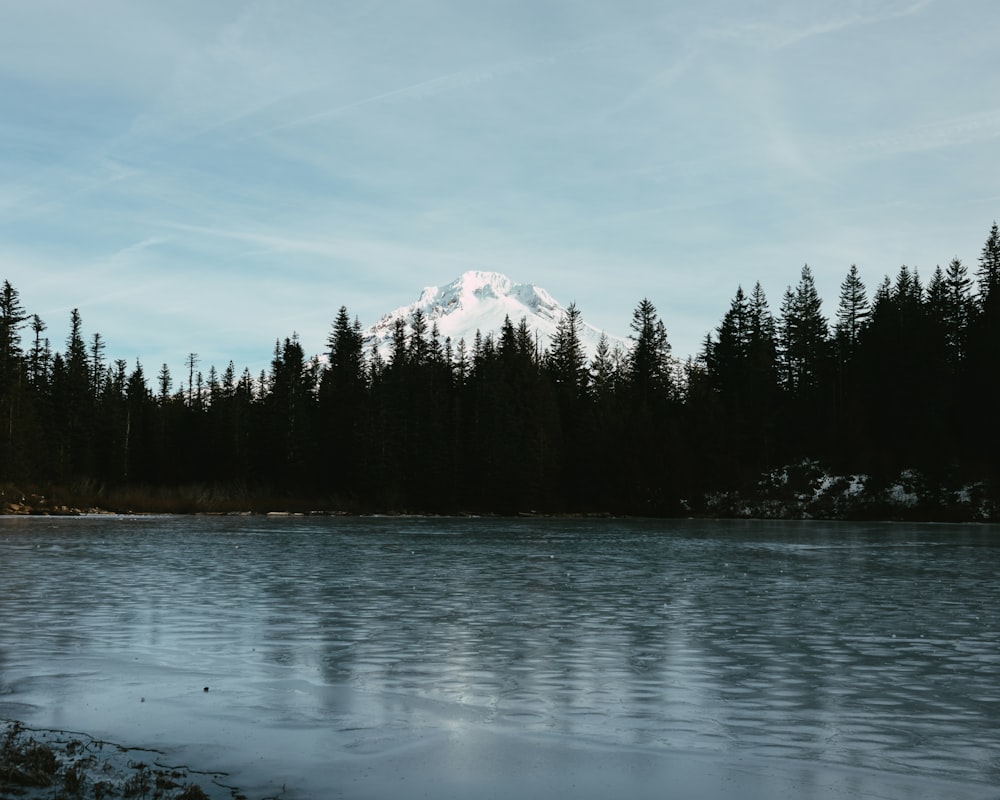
1, 516, 998, 799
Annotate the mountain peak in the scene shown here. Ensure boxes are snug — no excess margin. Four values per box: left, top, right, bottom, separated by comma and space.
365, 272, 624, 360
457, 270, 514, 297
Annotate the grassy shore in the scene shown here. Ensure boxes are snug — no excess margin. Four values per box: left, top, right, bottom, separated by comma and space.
0, 482, 365, 517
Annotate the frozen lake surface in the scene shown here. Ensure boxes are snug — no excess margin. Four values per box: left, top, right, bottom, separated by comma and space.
1, 516, 998, 799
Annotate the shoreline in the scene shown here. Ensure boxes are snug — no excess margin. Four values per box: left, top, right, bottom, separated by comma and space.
2, 505, 998, 524
0, 719, 255, 800
2, 470, 999, 523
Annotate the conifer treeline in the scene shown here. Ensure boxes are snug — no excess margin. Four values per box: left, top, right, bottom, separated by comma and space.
2, 223, 999, 515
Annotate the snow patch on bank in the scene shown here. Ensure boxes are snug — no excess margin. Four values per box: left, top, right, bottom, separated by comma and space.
703, 462, 996, 521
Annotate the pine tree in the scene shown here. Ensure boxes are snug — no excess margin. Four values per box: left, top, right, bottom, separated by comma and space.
264, 334, 315, 487
124, 361, 153, 482
90, 333, 106, 400
777, 265, 830, 397
941, 258, 973, 366
922, 262, 971, 468
186, 353, 199, 406
516, 317, 537, 362
319, 306, 368, 500
0, 281, 28, 478
977, 220, 1000, 309
0, 281, 27, 387
325, 306, 366, 391
854, 267, 938, 475
622, 298, 677, 511
834, 264, 869, 360
547, 302, 588, 397
703, 284, 780, 483
968, 222, 1000, 473
710, 286, 751, 396
28, 315, 49, 391
453, 338, 469, 385
429, 322, 445, 366
776, 266, 832, 460
590, 333, 618, 397
627, 298, 672, 407
388, 317, 408, 370
55, 309, 95, 478
746, 282, 779, 409
408, 309, 429, 367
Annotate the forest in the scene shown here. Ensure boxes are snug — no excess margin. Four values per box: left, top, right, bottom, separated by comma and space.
1, 223, 999, 519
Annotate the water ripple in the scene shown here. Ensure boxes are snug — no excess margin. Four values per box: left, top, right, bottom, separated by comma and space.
2, 516, 999, 793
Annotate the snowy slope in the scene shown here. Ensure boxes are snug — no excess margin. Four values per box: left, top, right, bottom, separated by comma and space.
363, 271, 627, 362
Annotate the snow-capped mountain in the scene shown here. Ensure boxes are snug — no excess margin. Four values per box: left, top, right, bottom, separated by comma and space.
363, 271, 627, 362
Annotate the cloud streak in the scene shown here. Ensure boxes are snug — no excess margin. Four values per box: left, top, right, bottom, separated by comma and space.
710, 0, 934, 50
255, 41, 575, 139
1, 0, 996, 377
835, 109, 1000, 160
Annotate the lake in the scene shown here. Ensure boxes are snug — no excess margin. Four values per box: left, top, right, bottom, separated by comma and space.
1, 516, 998, 799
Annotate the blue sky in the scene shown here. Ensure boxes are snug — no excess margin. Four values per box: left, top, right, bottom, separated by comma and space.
2, 0, 998, 379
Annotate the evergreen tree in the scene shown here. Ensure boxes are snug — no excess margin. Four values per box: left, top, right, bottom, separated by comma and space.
925, 266, 948, 321
388, 317, 408, 369
590, 333, 618, 397
28, 315, 49, 391
834, 264, 869, 360
703, 289, 747, 484
90, 333, 106, 400
368, 341, 385, 382
831, 265, 870, 470
627, 298, 672, 407
941, 258, 973, 366
263, 334, 315, 488
408, 308, 429, 367
325, 307, 366, 389
186, 353, 200, 406
0, 281, 27, 387
922, 262, 970, 468
622, 298, 677, 511
854, 267, 938, 474
124, 361, 153, 482
319, 306, 368, 501
453, 338, 469, 385
968, 222, 1000, 474
157, 364, 172, 404
776, 266, 832, 459
516, 317, 537, 362
746, 282, 779, 422
703, 284, 780, 483
429, 322, 445, 366
498, 315, 518, 360
57, 309, 95, 478
0, 281, 28, 477
976, 221, 1000, 308
544, 303, 591, 505
777, 265, 830, 397
547, 302, 588, 397
710, 286, 751, 396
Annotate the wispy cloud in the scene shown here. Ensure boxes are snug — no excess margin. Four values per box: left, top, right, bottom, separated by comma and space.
833, 109, 1000, 161
711, 0, 934, 50
260, 54, 554, 136
1, 0, 995, 373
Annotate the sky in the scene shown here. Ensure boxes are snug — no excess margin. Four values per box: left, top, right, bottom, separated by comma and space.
2, 0, 999, 380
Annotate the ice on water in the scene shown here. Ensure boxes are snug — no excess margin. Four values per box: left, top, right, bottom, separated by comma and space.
1, 516, 998, 799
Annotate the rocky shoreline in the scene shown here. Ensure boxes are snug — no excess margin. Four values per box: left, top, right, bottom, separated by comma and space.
0, 720, 246, 799
2, 464, 998, 522
1, 497, 114, 517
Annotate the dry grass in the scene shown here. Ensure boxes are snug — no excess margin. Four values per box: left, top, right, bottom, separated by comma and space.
1, 480, 365, 516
